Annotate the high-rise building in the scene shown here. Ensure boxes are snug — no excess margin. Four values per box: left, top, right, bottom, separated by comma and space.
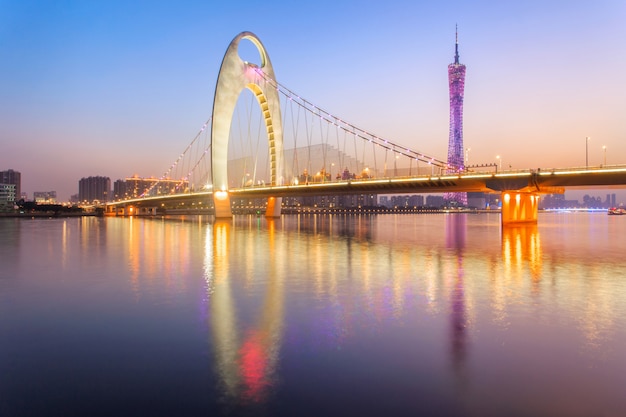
0, 169, 21, 202
78, 176, 111, 203
444, 27, 468, 207
0, 184, 16, 210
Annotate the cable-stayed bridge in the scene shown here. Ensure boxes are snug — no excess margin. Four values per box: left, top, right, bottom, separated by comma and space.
105, 32, 626, 224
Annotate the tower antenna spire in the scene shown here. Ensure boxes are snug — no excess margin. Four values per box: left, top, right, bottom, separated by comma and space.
454, 24, 460, 64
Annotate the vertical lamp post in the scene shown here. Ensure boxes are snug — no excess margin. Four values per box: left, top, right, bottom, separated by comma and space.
465, 147, 471, 168
603, 145, 607, 166
586, 136, 590, 168
496, 155, 501, 172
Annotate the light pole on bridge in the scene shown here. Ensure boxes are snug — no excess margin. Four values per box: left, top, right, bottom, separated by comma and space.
603, 145, 607, 166
585, 136, 590, 168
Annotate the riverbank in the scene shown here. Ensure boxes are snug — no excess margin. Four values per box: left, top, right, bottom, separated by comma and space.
0, 211, 99, 218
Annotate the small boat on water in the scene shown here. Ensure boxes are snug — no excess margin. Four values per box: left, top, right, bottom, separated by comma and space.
607, 207, 626, 215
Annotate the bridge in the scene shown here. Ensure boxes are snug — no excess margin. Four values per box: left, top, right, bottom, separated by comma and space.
105, 32, 626, 224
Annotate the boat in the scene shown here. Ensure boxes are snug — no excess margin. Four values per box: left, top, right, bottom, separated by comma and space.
607, 207, 626, 215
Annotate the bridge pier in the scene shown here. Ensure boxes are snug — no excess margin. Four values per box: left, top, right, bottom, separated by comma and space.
214, 191, 232, 218
265, 196, 282, 218
501, 191, 539, 224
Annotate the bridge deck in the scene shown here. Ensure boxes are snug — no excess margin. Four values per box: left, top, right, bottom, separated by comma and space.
106, 166, 626, 208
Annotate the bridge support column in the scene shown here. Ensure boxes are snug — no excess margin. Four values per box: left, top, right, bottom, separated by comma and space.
265, 196, 282, 218
214, 191, 232, 218
501, 192, 539, 225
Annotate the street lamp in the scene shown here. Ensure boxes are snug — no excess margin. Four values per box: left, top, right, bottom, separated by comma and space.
465, 147, 471, 167
586, 136, 590, 168
496, 155, 501, 172
603, 145, 607, 166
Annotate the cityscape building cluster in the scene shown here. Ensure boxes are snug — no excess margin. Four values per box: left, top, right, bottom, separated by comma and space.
113, 176, 189, 201
78, 176, 111, 204
1, 32, 622, 213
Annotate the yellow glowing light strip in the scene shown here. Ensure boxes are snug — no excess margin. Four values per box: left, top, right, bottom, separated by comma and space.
551, 168, 626, 175
305, 182, 347, 187
460, 174, 493, 179
494, 172, 531, 178
230, 182, 349, 193
539, 167, 626, 176
389, 177, 431, 183
107, 191, 214, 206
348, 179, 390, 185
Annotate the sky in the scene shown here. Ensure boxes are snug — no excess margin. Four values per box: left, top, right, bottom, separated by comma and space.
1, 0, 625, 202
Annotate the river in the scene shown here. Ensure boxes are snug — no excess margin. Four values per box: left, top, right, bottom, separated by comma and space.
1, 212, 625, 416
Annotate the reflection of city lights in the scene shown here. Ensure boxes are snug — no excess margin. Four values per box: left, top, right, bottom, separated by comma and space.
239, 331, 269, 402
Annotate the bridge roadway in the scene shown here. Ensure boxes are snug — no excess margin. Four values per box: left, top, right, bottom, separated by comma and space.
227, 165, 626, 199
106, 165, 626, 221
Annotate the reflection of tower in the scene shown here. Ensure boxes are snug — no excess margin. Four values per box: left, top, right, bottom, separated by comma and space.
444, 26, 468, 206
445, 215, 469, 389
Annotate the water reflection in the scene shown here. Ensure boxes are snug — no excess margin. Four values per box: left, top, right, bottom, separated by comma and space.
207, 219, 284, 405
445, 215, 469, 389
0, 219, 21, 280
501, 224, 542, 282
2, 214, 626, 416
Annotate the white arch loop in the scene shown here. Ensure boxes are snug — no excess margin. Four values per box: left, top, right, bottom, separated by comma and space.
211, 31, 284, 218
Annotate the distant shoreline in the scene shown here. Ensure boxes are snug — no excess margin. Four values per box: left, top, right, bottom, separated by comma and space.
0, 211, 99, 218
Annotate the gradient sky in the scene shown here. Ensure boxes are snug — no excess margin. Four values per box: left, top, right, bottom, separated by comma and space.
1, 0, 625, 201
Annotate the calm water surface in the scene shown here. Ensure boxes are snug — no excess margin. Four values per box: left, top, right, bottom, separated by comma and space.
1, 212, 625, 416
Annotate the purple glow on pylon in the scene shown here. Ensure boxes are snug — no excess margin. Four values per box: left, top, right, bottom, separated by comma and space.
444, 26, 468, 206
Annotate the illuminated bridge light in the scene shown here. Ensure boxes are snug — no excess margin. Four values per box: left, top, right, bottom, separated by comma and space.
547, 167, 626, 176
214, 191, 228, 201
462, 174, 493, 179
390, 177, 431, 183
350, 179, 389, 185
306, 182, 346, 188
495, 172, 532, 178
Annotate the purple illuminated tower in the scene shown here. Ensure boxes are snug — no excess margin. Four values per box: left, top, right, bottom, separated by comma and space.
444, 26, 467, 206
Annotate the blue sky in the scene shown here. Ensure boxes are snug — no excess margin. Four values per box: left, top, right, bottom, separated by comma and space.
1, 0, 625, 201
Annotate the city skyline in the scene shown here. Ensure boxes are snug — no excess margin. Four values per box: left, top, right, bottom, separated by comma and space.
1, 1, 625, 201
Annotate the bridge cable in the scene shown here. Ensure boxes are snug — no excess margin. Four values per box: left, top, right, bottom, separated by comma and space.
252, 68, 454, 171
140, 117, 211, 198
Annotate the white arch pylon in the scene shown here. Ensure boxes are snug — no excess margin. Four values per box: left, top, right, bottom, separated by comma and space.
211, 31, 284, 218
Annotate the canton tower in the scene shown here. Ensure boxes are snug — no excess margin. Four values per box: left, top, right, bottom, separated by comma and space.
444, 26, 467, 206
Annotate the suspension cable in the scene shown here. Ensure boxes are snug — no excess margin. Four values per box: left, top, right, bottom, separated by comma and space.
252, 68, 453, 171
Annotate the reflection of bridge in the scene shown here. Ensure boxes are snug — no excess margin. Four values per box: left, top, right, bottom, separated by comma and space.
104, 32, 626, 224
